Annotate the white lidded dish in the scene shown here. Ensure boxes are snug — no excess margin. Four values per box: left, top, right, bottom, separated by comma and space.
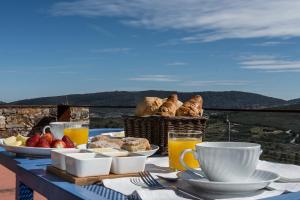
51, 149, 89, 170
107, 153, 147, 174
65, 153, 112, 177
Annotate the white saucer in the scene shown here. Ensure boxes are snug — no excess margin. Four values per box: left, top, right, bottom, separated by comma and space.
178, 169, 280, 193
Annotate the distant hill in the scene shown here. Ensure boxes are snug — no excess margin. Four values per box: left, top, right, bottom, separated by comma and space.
0, 101, 6, 105
289, 98, 300, 105
10, 90, 287, 109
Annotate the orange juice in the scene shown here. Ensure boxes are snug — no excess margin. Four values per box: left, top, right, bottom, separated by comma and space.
64, 127, 89, 145
168, 138, 202, 171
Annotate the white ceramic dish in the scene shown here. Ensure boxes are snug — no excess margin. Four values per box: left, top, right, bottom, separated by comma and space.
0, 138, 75, 156
178, 169, 280, 193
77, 144, 159, 157
108, 153, 146, 174
87, 148, 129, 157
65, 153, 112, 177
51, 149, 89, 170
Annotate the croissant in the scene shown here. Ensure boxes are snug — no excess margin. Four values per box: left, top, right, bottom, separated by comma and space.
135, 97, 163, 116
176, 95, 203, 117
157, 94, 178, 117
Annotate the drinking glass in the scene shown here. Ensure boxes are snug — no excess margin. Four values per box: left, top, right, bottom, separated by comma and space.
63, 124, 89, 145
168, 130, 203, 171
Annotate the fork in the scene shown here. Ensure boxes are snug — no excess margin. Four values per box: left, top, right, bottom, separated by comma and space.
134, 171, 205, 200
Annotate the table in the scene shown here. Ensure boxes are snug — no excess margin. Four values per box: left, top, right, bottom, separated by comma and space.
0, 128, 299, 200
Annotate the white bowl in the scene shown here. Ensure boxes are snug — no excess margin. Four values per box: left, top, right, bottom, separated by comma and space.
51, 149, 89, 170
65, 153, 112, 177
77, 144, 159, 157
109, 153, 146, 174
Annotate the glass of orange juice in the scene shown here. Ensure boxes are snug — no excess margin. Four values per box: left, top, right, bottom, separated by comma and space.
168, 130, 203, 171
64, 125, 89, 145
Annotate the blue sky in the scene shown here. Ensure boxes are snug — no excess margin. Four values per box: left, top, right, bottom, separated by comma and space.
1, 0, 300, 102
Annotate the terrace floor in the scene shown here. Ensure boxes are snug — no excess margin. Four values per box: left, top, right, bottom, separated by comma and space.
0, 164, 45, 200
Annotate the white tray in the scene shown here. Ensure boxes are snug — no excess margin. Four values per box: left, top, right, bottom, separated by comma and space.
0, 138, 75, 156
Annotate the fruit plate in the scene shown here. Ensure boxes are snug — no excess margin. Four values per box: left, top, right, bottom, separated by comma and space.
77, 144, 159, 157
0, 139, 75, 156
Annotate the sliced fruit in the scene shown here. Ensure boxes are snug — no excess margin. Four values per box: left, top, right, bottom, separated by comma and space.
3, 136, 17, 145
26, 134, 41, 147
51, 140, 66, 148
36, 138, 50, 148
16, 134, 29, 146
10, 140, 22, 146
41, 132, 54, 144
62, 136, 75, 148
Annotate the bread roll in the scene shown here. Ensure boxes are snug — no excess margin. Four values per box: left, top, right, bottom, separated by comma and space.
176, 95, 203, 117
157, 94, 178, 117
135, 97, 163, 116
162, 98, 183, 109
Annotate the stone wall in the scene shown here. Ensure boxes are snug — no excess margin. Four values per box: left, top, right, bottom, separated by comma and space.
0, 105, 89, 137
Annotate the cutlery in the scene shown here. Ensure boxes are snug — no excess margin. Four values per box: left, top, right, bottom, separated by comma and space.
134, 171, 205, 200
156, 175, 178, 182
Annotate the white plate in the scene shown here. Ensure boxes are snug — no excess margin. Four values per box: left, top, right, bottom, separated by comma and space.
178, 169, 280, 193
0, 138, 75, 156
101, 131, 125, 138
77, 144, 159, 157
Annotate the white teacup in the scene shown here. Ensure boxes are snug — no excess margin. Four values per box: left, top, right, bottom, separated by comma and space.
43, 122, 83, 139
180, 142, 262, 182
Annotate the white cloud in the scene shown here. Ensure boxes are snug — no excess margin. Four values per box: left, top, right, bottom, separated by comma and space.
181, 80, 253, 86
252, 41, 290, 47
51, 0, 300, 42
129, 75, 178, 82
91, 48, 131, 53
240, 55, 300, 72
166, 62, 188, 66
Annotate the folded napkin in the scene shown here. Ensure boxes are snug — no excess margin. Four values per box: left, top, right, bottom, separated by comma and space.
103, 177, 188, 200
257, 160, 300, 182
103, 158, 299, 200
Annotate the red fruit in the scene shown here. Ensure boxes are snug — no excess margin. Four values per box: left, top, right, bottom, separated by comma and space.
62, 136, 75, 148
36, 138, 50, 148
26, 134, 41, 147
42, 132, 54, 144
51, 140, 66, 148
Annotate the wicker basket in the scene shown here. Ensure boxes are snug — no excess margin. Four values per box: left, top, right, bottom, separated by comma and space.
123, 115, 208, 155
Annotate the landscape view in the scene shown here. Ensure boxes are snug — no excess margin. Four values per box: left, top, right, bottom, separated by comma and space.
2, 90, 300, 165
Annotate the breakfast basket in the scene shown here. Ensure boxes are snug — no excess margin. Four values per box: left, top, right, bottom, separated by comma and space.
123, 115, 208, 155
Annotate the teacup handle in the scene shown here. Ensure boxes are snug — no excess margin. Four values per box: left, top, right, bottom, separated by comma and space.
180, 149, 201, 174
42, 125, 51, 134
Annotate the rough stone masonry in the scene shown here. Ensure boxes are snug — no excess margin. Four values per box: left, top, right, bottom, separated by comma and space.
0, 105, 89, 137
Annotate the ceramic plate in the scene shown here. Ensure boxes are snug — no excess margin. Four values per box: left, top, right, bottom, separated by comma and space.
101, 131, 125, 138
0, 138, 75, 156
178, 169, 280, 193
77, 144, 159, 157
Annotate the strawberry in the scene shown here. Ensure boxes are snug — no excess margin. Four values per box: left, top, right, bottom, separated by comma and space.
26, 134, 41, 147
62, 136, 75, 148
51, 140, 66, 148
36, 138, 50, 148
41, 132, 54, 144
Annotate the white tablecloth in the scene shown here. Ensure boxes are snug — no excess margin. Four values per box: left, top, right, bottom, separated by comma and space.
103, 157, 300, 200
